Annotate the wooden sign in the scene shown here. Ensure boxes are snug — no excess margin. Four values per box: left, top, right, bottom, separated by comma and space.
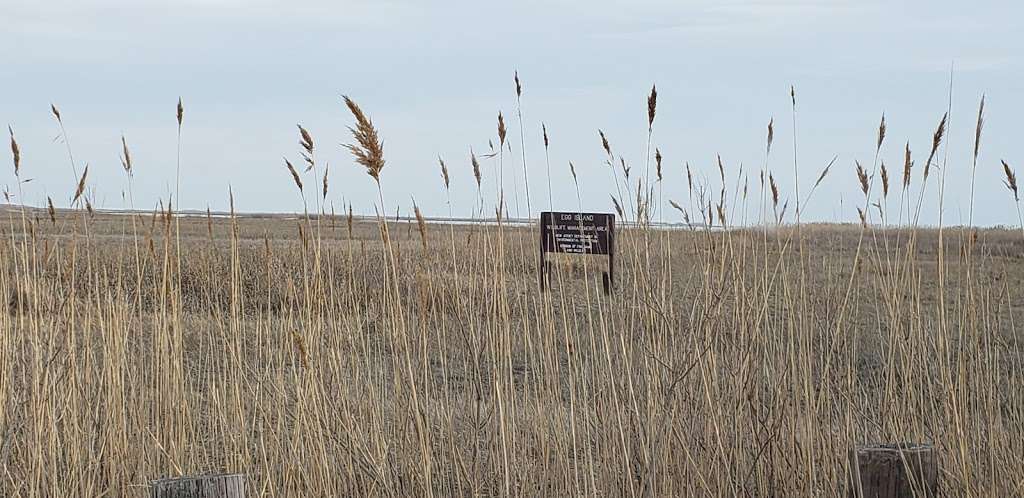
539, 211, 615, 293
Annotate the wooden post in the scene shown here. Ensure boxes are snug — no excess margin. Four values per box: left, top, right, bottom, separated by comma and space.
539, 213, 547, 292
849, 443, 937, 498
151, 473, 246, 498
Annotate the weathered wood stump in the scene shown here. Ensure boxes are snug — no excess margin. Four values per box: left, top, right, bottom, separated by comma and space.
150, 473, 246, 498
849, 443, 938, 497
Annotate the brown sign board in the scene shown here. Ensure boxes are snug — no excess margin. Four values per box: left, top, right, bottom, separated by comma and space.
539, 211, 615, 293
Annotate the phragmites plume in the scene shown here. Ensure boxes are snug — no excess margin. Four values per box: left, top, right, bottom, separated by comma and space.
769, 173, 779, 208
974, 95, 985, 162
569, 161, 578, 185
471, 150, 482, 188
85, 198, 93, 216
514, 70, 522, 98
813, 156, 837, 190
611, 195, 624, 218
177, 98, 184, 127
686, 162, 693, 194
439, 156, 450, 190
1002, 160, 1019, 202
285, 158, 303, 191
497, 112, 507, 146
647, 84, 657, 130
880, 161, 889, 198
669, 199, 685, 216
72, 165, 89, 204
857, 207, 867, 227
599, 130, 611, 157
877, 114, 886, 152
120, 136, 132, 174
51, 104, 62, 123
790, 85, 796, 107
620, 156, 630, 179
856, 160, 869, 195
717, 154, 725, 184
9, 126, 20, 176
322, 164, 329, 199
342, 95, 386, 181
47, 197, 56, 224
347, 203, 354, 239
655, 148, 663, 182
902, 142, 913, 189
923, 113, 948, 181
298, 124, 315, 171
766, 118, 774, 155
542, 123, 549, 149
412, 198, 428, 250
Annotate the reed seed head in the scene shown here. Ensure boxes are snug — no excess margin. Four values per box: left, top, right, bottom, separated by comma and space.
47, 197, 55, 224
655, 148, 663, 182
9, 126, 20, 176
924, 113, 947, 181
647, 84, 657, 130
285, 158, 303, 191
880, 161, 889, 199
471, 150, 482, 188
51, 104, 62, 123
611, 195, 624, 218
813, 156, 836, 190
856, 160, 869, 196
974, 95, 985, 162
120, 136, 132, 175
599, 130, 611, 157
542, 123, 549, 149
514, 71, 522, 98
669, 199, 684, 216
322, 163, 329, 199
877, 114, 886, 152
342, 95, 386, 181
497, 112, 507, 146
769, 173, 779, 208
412, 198, 428, 250
902, 142, 912, 190
176, 98, 184, 127
1002, 160, 1019, 202
686, 162, 693, 195
347, 203, 354, 239
766, 118, 774, 155
438, 156, 450, 190
72, 165, 88, 205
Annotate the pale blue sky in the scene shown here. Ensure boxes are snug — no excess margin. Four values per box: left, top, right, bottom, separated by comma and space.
2, 0, 1022, 226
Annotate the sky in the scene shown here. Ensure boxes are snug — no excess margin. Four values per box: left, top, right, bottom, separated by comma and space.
2, 0, 1022, 227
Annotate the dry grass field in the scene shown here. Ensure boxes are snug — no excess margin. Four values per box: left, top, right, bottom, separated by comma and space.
2, 94, 1023, 496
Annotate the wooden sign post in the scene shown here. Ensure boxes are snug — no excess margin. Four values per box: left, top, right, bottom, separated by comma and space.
539, 211, 615, 294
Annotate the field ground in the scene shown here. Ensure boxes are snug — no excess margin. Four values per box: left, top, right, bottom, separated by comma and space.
1, 206, 1023, 496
